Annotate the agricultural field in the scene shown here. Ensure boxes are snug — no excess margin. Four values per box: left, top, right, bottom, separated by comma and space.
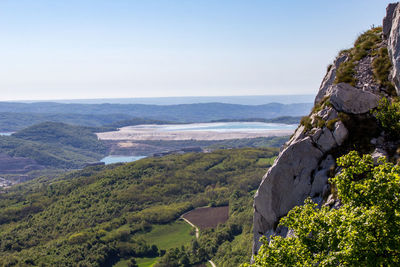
135, 220, 195, 251
182, 206, 229, 230
114, 220, 194, 267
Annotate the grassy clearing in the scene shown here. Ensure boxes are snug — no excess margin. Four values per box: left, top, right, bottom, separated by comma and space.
115, 221, 194, 267
135, 220, 194, 250
113, 258, 157, 267
136, 257, 158, 267
256, 157, 276, 167
113, 259, 129, 267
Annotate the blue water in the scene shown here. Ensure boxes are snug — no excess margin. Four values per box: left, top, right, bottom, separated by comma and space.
158, 122, 297, 132
0, 132, 13, 136
100, 155, 146, 165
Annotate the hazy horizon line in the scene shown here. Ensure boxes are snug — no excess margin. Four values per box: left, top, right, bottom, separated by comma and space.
1, 94, 315, 103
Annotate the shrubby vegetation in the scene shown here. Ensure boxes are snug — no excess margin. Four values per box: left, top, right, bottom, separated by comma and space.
335, 27, 382, 86
0, 148, 278, 266
299, 96, 332, 133
248, 151, 400, 266
13, 122, 109, 155
373, 97, 400, 138
0, 122, 109, 169
372, 47, 396, 95
156, 191, 254, 266
0, 112, 131, 132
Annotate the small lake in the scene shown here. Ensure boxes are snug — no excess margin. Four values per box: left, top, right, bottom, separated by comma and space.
0, 132, 13, 136
100, 155, 146, 165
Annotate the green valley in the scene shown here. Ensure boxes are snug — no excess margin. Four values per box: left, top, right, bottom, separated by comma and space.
0, 148, 278, 266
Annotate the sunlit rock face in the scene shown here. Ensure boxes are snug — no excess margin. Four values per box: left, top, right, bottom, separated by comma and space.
253, 2, 400, 255
386, 3, 400, 95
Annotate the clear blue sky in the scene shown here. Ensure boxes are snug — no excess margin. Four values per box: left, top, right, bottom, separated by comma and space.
0, 0, 395, 100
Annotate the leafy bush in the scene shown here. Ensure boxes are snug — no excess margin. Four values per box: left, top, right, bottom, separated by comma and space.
373, 97, 400, 138
248, 151, 400, 266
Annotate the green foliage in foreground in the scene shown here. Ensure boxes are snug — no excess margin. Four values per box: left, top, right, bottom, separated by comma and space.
0, 148, 277, 266
373, 97, 400, 139
248, 151, 400, 266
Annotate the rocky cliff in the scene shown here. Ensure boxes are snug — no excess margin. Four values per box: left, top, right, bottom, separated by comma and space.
253, 3, 400, 254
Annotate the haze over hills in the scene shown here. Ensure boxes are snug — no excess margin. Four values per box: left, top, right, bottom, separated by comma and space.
16, 95, 315, 105
2, 1, 400, 266
0, 101, 312, 125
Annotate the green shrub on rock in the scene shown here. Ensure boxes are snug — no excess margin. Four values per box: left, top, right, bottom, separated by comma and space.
373, 97, 400, 138
246, 151, 400, 266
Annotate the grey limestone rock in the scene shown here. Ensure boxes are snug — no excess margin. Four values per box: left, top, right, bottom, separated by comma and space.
317, 107, 338, 121
315, 55, 347, 104
310, 155, 335, 197
387, 3, 400, 95
371, 148, 388, 164
253, 136, 324, 253
383, 3, 399, 38
287, 125, 305, 146
312, 127, 336, 153
333, 121, 348, 146
329, 83, 380, 114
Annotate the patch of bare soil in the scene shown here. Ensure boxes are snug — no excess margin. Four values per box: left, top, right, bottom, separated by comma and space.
182, 206, 229, 230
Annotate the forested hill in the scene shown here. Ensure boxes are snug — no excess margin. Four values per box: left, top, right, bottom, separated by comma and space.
0, 122, 109, 170
0, 102, 312, 122
0, 112, 133, 132
0, 148, 278, 266
12, 122, 110, 154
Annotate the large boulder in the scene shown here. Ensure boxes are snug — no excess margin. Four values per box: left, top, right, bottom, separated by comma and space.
329, 83, 380, 114
253, 136, 324, 252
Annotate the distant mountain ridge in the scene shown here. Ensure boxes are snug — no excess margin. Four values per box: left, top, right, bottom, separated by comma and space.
15, 94, 315, 105
0, 102, 312, 123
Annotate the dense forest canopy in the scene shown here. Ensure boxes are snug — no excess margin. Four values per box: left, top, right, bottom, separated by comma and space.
0, 148, 278, 266
0, 122, 109, 169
